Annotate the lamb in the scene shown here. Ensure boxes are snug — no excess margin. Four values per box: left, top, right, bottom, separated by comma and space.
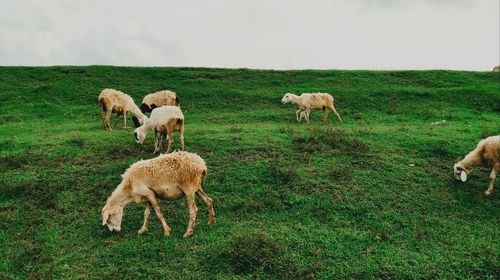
298, 109, 310, 123
281, 92, 343, 123
453, 135, 500, 196
101, 151, 215, 237
98, 88, 148, 130
134, 106, 185, 153
140, 90, 179, 113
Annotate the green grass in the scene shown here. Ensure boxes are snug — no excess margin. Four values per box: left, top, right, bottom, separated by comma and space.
0, 66, 499, 279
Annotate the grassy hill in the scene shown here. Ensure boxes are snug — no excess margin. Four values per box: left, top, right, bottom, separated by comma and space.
0, 66, 499, 279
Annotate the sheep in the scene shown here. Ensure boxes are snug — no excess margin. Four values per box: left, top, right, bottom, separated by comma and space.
98, 89, 148, 130
493, 65, 500, 72
298, 109, 310, 123
134, 106, 185, 153
101, 151, 215, 237
140, 90, 179, 113
453, 135, 500, 196
281, 92, 343, 123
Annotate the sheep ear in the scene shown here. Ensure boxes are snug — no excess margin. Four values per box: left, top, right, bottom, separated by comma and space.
102, 209, 110, 226
132, 116, 141, 128
460, 171, 467, 182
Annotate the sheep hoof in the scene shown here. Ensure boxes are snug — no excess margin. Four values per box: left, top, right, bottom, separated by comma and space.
183, 231, 193, 238
163, 229, 172, 236
484, 190, 492, 196
138, 228, 148, 234
208, 219, 216, 225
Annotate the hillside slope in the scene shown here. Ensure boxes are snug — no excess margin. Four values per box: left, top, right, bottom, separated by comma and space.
0, 66, 499, 279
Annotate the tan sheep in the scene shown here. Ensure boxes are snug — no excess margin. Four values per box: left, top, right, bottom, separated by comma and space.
281, 92, 343, 123
454, 135, 500, 196
493, 65, 500, 72
140, 90, 179, 113
98, 89, 147, 130
134, 106, 185, 153
101, 151, 216, 238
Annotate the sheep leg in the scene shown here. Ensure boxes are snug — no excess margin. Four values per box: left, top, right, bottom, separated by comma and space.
196, 189, 216, 225
183, 192, 198, 238
306, 110, 310, 124
167, 130, 174, 153
322, 107, 328, 123
104, 111, 112, 131
295, 109, 301, 122
158, 134, 164, 153
180, 126, 185, 151
114, 112, 120, 128
102, 111, 109, 130
485, 169, 497, 196
153, 131, 160, 153
329, 104, 343, 123
147, 194, 172, 236
123, 111, 127, 128
138, 202, 151, 234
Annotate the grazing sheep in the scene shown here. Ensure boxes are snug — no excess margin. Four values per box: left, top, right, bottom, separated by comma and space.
453, 135, 500, 196
281, 92, 343, 123
134, 106, 185, 153
140, 90, 179, 113
493, 65, 500, 72
101, 151, 215, 237
98, 89, 148, 130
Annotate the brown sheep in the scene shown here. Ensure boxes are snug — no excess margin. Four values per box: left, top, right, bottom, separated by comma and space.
281, 92, 343, 123
454, 136, 500, 196
134, 106, 185, 153
140, 90, 179, 113
101, 151, 216, 237
98, 89, 147, 130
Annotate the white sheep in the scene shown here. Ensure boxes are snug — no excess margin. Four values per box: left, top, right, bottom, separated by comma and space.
101, 151, 215, 237
134, 106, 185, 153
453, 135, 500, 196
98, 89, 148, 130
140, 90, 179, 113
281, 92, 343, 123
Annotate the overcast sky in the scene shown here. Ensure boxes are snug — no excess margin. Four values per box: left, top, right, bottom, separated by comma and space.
0, 0, 498, 70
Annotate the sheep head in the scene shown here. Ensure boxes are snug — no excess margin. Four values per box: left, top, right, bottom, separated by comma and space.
134, 128, 147, 145
281, 93, 293, 104
102, 205, 124, 232
453, 163, 468, 182
140, 103, 152, 113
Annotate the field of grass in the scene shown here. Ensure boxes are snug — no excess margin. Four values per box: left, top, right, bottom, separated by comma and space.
0, 66, 499, 279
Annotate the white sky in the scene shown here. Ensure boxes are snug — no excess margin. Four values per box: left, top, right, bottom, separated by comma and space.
0, 0, 498, 70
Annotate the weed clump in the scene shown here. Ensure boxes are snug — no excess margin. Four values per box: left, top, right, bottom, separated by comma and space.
293, 128, 370, 155
267, 157, 297, 184
217, 231, 310, 279
0, 154, 27, 169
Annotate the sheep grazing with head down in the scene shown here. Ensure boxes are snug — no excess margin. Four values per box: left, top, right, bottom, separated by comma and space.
453, 135, 500, 196
140, 90, 180, 113
101, 151, 215, 237
134, 106, 185, 153
98, 88, 148, 130
281, 92, 343, 123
